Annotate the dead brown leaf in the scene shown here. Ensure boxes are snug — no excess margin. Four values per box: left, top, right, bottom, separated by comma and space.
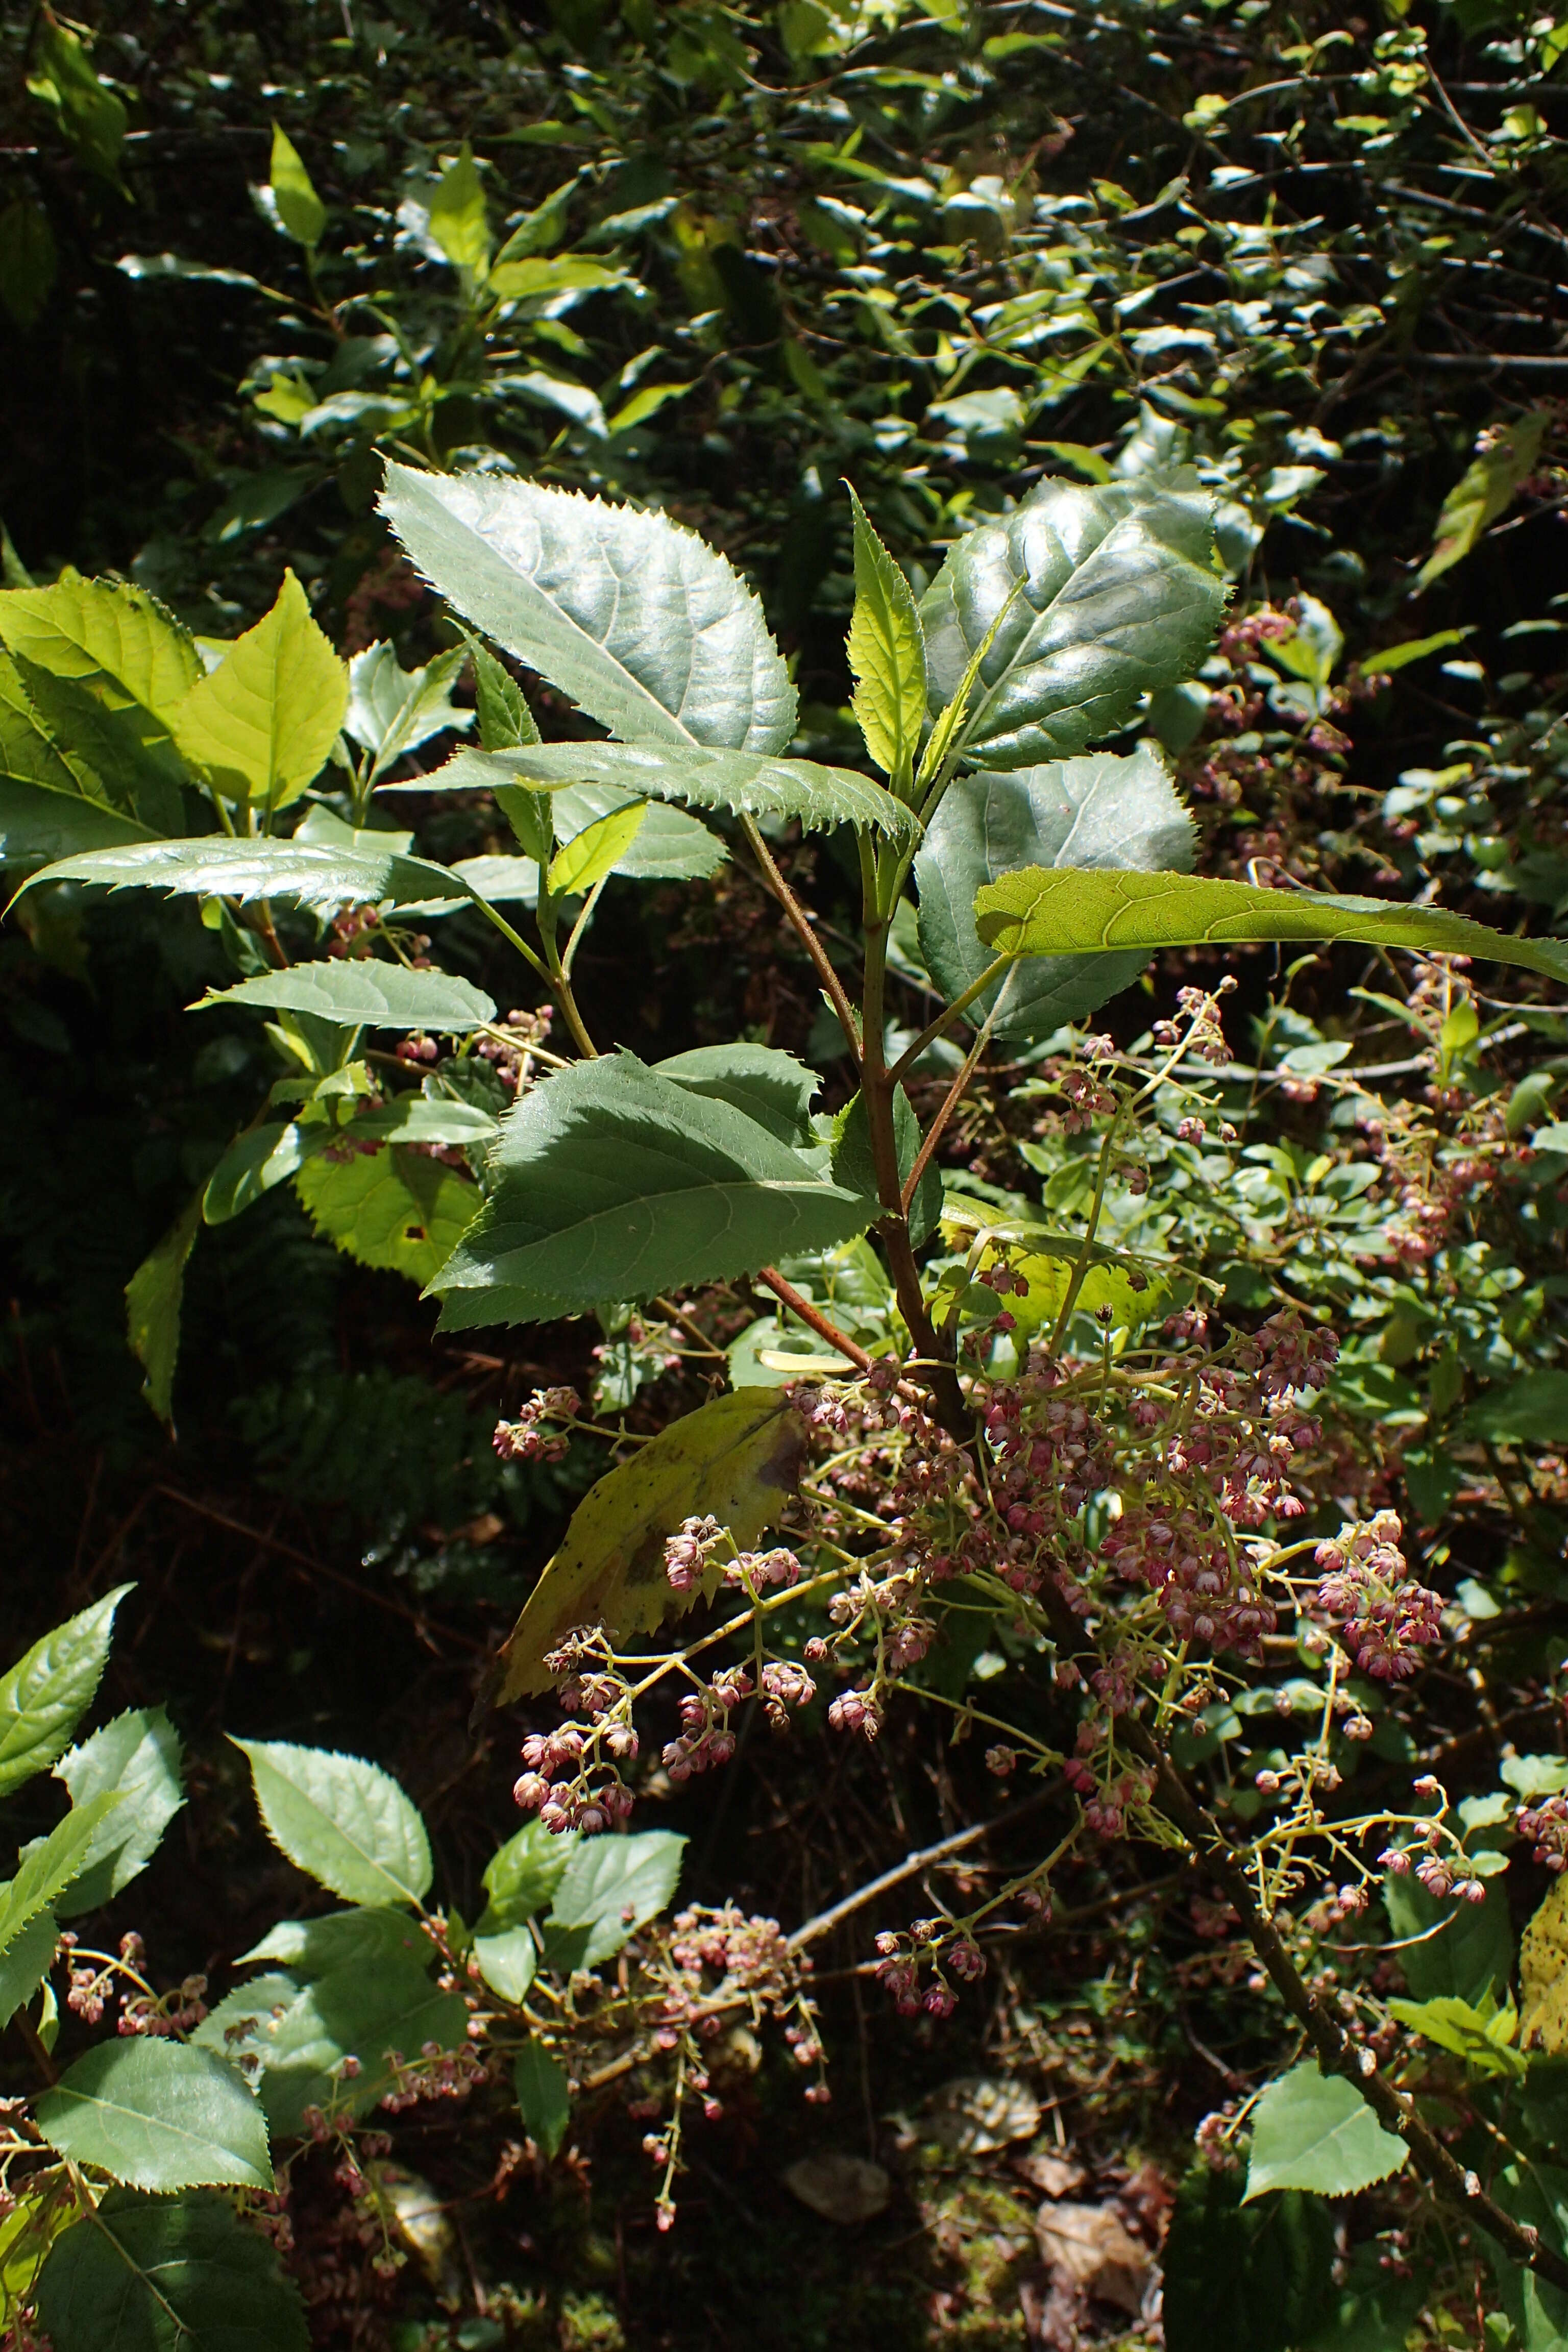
1034, 2203, 1152, 2317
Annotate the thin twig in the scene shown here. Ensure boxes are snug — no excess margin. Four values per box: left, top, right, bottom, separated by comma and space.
752, 1269, 873, 1371
787, 1788, 1055, 1950
739, 816, 862, 1063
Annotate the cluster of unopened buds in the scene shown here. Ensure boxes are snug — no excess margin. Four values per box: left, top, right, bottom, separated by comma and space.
60, 1929, 146, 2026
494, 1386, 581, 1464
377, 2039, 489, 2115
1152, 976, 1238, 1066
513, 1715, 636, 1835
1313, 1512, 1443, 1681
327, 904, 381, 958
663, 1666, 752, 1782
1380, 1779, 1486, 1900
873, 1918, 987, 2019
120, 1973, 208, 2037
1516, 1794, 1568, 1871
477, 1003, 553, 1089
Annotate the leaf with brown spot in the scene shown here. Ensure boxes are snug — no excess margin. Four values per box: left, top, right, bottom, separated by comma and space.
490, 1388, 807, 1703
1521, 1876, 1568, 2054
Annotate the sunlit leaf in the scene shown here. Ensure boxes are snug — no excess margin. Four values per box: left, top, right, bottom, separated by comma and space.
170, 570, 348, 809
232, 1737, 432, 1907
34, 2041, 272, 2192
1242, 2064, 1407, 2202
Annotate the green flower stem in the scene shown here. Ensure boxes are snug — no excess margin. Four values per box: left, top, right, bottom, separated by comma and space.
887, 953, 1013, 1087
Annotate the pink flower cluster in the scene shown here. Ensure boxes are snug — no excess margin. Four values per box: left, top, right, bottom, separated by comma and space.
1517, 1794, 1568, 1872
1313, 1512, 1443, 1680
663, 1666, 752, 1781
513, 1720, 636, 1835
493, 1386, 581, 1464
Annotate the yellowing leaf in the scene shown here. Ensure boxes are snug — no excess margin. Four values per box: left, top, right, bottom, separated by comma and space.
492, 1389, 808, 1703
171, 570, 348, 810
1415, 412, 1552, 594
295, 1146, 478, 1287
268, 124, 326, 249
546, 799, 645, 896
1520, 1877, 1568, 2054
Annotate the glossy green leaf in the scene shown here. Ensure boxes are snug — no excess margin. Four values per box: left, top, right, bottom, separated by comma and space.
35, 2042, 272, 2193
846, 483, 926, 790
125, 1194, 201, 1425
344, 641, 473, 781
429, 740, 914, 842
473, 1925, 537, 2003
196, 961, 496, 1032
427, 142, 490, 277
974, 867, 1568, 985
918, 474, 1226, 768
170, 570, 348, 809
379, 462, 797, 755
431, 1050, 875, 1330
231, 1737, 432, 1907
295, 1144, 479, 1285
1243, 2064, 1407, 2202
917, 746, 1193, 1038
53, 1707, 184, 1917
203, 1121, 322, 1226
544, 1829, 685, 1969
18, 834, 471, 913
0, 1908, 58, 2033
514, 2043, 571, 2159
0, 1587, 132, 1799
0, 574, 202, 729
35, 2188, 309, 2352
268, 122, 327, 247
547, 799, 646, 895
653, 1043, 818, 1143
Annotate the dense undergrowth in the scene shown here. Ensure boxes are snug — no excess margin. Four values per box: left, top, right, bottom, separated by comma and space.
4, 2, 1568, 2347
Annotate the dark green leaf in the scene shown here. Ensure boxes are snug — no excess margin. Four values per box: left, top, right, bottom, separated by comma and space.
653, 1043, 819, 1144
125, 1195, 201, 1424
36, 2189, 308, 2352
239, 1906, 433, 1978
195, 962, 497, 1032
34, 2042, 272, 2192
480, 1819, 574, 1931
195, 1956, 467, 2138
1385, 1870, 1513, 2003
431, 1050, 875, 1329
918, 474, 1226, 769
1461, 1371, 1568, 1447
830, 1087, 943, 1247
1164, 2159, 1336, 2352
514, 2043, 571, 2159
0, 1906, 58, 2032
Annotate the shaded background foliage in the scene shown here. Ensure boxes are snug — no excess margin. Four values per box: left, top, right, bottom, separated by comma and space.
3, 0, 1568, 2345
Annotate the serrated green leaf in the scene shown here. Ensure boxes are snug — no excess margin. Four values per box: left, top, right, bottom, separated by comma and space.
468, 634, 542, 753
378, 463, 797, 756
430, 1050, 875, 1332
344, 641, 473, 782
918, 747, 1193, 1039
426, 741, 914, 842
268, 122, 327, 247
18, 834, 471, 912
35, 2042, 272, 2193
0, 1794, 125, 1957
514, 2043, 571, 2159
195, 961, 497, 1032
170, 570, 348, 810
35, 2188, 309, 2352
0, 1907, 58, 2032
54, 1707, 184, 1917
653, 1043, 819, 1144
545, 1829, 685, 1967
232, 1737, 432, 1907
554, 784, 725, 881
480, 1819, 574, 1929
0, 574, 202, 729
0, 777, 152, 867
918, 473, 1226, 768
239, 1905, 432, 1977
427, 142, 490, 277
0, 1588, 132, 1799
295, 1144, 479, 1285
0, 646, 114, 804
195, 1957, 466, 2137
547, 799, 646, 896
9, 655, 183, 826
125, 1195, 201, 1424
846, 484, 926, 791
492, 1389, 806, 1701
1243, 2064, 1407, 2202
974, 867, 1568, 985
